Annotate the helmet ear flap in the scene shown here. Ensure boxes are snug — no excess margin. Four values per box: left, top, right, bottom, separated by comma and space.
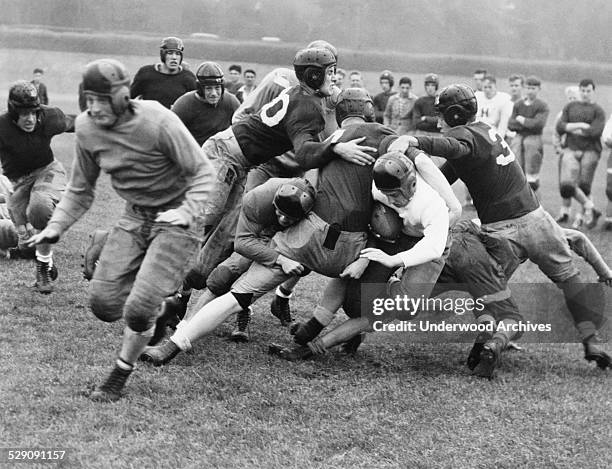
304, 67, 324, 89
443, 104, 468, 127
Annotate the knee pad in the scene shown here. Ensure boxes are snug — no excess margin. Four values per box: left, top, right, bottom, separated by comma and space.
559, 182, 576, 199
26, 194, 54, 230
231, 291, 253, 310
528, 180, 540, 192
578, 182, 591, 197
89, 282, 124, 323
183, 269, 207, 290
207, 265, 239, 297
124, 308, 157, 332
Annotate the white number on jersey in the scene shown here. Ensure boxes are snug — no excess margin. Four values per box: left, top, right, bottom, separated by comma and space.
487, 126, 515, 166
260, 88, 291, 127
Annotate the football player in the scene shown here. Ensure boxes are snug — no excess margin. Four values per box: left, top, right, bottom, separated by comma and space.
389, 83, 612, 370
171, 62, 240, 146
141, 88, 460, 366
0, 81, 74, 293
27, 59, 215, 401
130, 36, 197, 109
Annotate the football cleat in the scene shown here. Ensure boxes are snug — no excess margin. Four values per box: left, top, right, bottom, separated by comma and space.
270, 295, 293, 326
571, 215, 583, 230
472, 337, 504, 380
584, 208, 601, 230
230, 307, 252, 342
583, 333, 611, 370
466, 330, 493, 370
555, 212, 570, 224
35, 259, 53, 294
293, 318, 324, 346
89, 364, 133, 402
139, 340, 181, 366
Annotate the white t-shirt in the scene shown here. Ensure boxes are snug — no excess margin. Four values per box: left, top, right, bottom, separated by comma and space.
476, 91, 513, 138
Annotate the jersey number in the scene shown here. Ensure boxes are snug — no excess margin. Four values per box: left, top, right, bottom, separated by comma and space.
260, 88, 291, 127
488, 127, 515, 166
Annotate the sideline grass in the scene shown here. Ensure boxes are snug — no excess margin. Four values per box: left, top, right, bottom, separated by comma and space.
1, 54, 611, 468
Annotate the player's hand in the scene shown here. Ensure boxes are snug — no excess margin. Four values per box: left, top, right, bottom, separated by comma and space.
25, 226, 61, 246
359, 248, 402, 268
387, 135, 418, 153
155, 208, 190, 227
340, 257, 370, 279
308, 338, 328, 355
333, 137, 377, 166
277, 254, 305, 275
599, 270, 612, 287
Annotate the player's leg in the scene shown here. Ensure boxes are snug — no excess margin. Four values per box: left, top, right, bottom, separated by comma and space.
559, 149, 588, 228
579, 150, 602, 229
523, 135, 544, 193
556, 150, 572, 223
6, 174, 36, 258
26, 161, 66, 293
90, 223, 200, 401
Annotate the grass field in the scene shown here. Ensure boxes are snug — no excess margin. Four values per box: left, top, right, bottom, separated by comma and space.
1, 49, 612, 468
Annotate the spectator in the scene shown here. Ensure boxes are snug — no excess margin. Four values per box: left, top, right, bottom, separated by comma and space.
334, 68, 347, 89
31, 68, 48, 105
349, 71, 364, 89
373, 70, 396, 124
225, 64, 244, 95
235, 69, 257, 103
477, 75, 513, 140
384, 76, 418, 135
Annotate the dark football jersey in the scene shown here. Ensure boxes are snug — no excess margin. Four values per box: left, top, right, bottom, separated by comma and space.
130, 65, 197, 109
416, 121, 539, 223
314, 122, 395, 231
0, 106, 69, 180
232, 85, 333, 167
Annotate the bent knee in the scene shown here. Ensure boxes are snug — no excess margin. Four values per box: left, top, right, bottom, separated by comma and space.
89, 280, 124, 322
559, 182, 576, 199
26, 196, 55, 230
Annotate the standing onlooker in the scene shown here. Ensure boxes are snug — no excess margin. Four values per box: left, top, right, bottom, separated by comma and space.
602, 115, 612, 230
384, 76, 418, 135
373, 70, 396, 124
413, 73, 440, 136
235, 69, 257, 103
225, 65, 244, 95
556, 78, 606, 229
477, 75, 513, 141
334, 68, 347, 89
553, 86, 580, 224
349, 71, 364, 89
130, 37, 197, 109
31, 68, 48, 105
508, 73, 525, 103
473, 68, 487, 104
507, 76, 550, 193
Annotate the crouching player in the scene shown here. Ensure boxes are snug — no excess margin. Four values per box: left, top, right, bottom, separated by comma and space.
0, 81, 74, 292
28, 59, 215, 402
141, 177, 315, 354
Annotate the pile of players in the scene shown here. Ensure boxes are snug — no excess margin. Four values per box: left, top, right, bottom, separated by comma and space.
1, 37, 611, 403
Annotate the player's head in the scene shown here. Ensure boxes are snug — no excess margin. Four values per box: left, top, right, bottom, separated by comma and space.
306, 40, 338, 61
273, 178, 316, 227
399, 77, 412, 97
293, 47, 337, 97
578, 78, 595, 103
160, 36, 184, 69
434, 83, 478, 128
379, 70, 394, 91
228, 64, 242, 83
349, 71, 363, 88
373, 151, 417, 207
564, 85, 580, 102
335, 87, 375, 126
483, 75, 497, 99
8, 80, 41, 132
32, 68, 44, 83
244, 69, 256, 87
424, 73, 439, 95
196, 61, 224, 106
524, 75, 541, 101
473, 68, 487, 91
508, 73, 524, 99
369, 201, 403, 244
82, 58, 131, 128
